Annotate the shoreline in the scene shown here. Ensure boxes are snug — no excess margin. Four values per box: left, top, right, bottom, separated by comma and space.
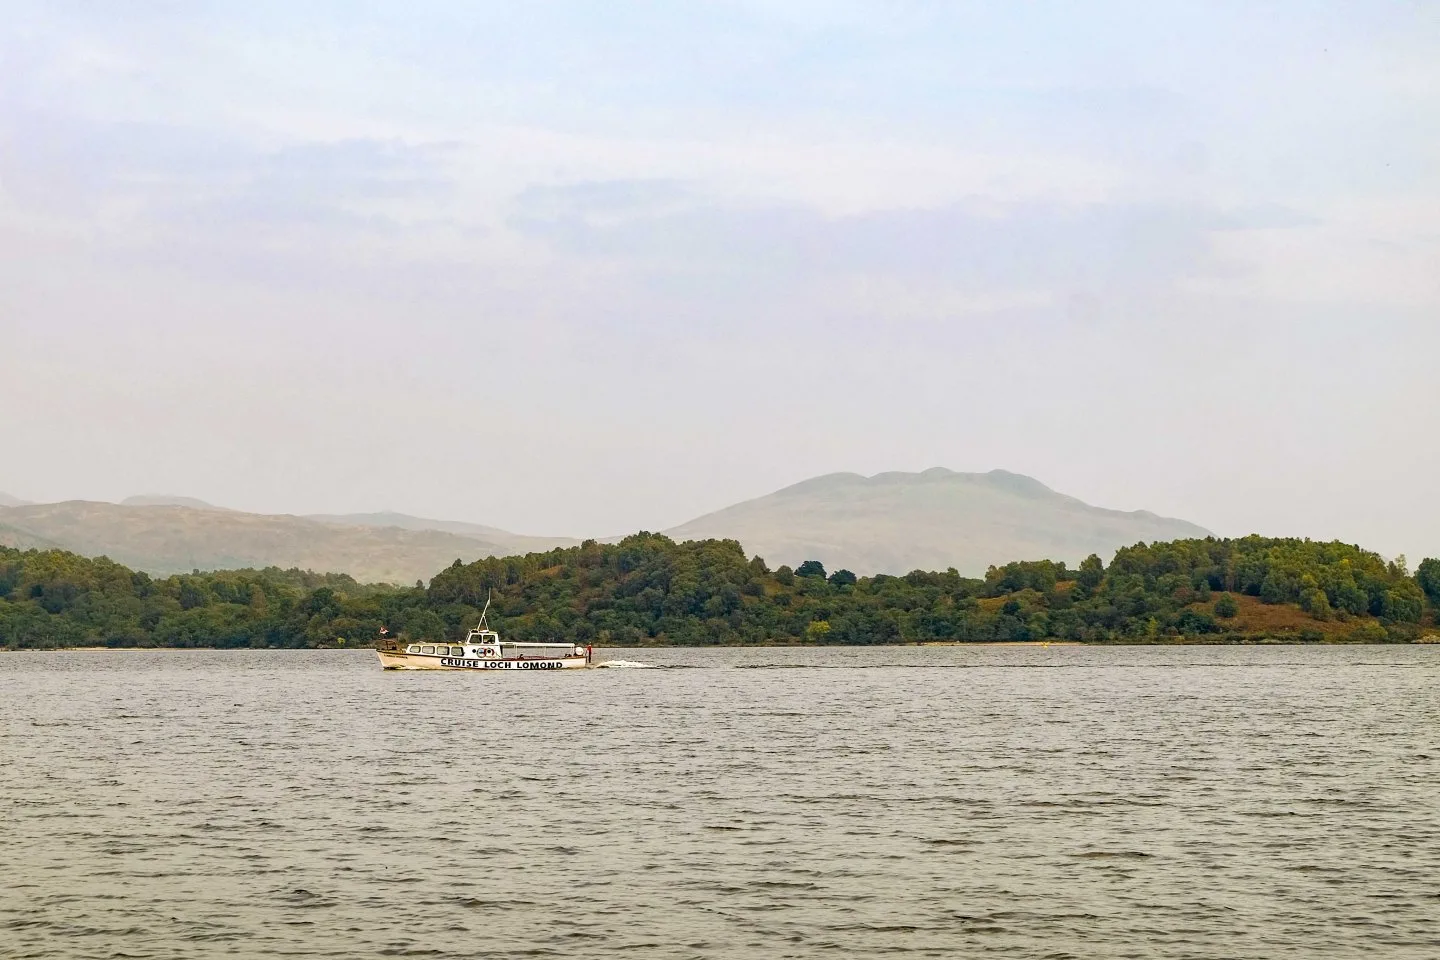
9, 638, 1436, 652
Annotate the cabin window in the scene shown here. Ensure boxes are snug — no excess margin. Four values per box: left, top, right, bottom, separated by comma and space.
421, 645, 436, 655
407, 645, 419, 654
449, 646, 463, 656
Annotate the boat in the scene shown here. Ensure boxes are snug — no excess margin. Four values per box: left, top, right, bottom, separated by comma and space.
374, 596, 593, 671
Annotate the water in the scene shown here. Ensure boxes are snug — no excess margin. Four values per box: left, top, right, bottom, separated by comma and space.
3, 645, 1439, 959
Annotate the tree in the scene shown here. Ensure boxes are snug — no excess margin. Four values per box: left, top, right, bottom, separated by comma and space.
1332, 577, 1368, 616
1, 534, 1427, 651
1417, 558, 1440, 605
178, 579, 209, 611
795, 560, 827, 579
1177, 609, 1220, 634
1382, 580, 1425, 623
1299, 587, 1332, 621
984, 560, 1063, 596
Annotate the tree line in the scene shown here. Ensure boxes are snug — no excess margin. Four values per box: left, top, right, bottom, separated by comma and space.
2, 535, 1437, 649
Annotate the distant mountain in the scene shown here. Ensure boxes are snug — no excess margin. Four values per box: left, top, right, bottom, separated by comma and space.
0, 502, 512, 584
0, 492, 33, 507
663, 468, 1211, 576
121, 494, 232, 510
305, 511, 579, 557
0, 470, 1211, 583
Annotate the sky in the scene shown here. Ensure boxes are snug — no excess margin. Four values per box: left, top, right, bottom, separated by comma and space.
2, 1, 1437, 560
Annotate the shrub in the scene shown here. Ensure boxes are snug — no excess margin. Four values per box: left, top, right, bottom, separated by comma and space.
1346, 622, 1389, 644
1177, 609, 1220, 634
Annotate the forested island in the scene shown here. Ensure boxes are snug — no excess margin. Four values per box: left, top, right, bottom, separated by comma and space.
1, 535, 1437, 650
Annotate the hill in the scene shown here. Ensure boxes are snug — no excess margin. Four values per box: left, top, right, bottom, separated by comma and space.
1, 535, 1434, 649
0, 519, 60, 551
304, 511, 579, 557
121, 494, 233, 510
663, 468, 1211, 576
0, 501, 508, 584
0, 492, 34, 508
0, 468, 1209, 582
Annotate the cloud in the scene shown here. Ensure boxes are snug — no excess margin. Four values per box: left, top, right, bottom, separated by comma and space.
0, 106, 455, 224
2, 0, 1437, 562
0, 104, 476, 296
508, 179, 1316, 309
513, 179, 693, 220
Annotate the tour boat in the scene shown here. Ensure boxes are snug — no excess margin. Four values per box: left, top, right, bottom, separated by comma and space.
374, 597, 593, 671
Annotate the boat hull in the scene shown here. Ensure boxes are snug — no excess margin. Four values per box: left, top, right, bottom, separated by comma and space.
376, 650, 590, 671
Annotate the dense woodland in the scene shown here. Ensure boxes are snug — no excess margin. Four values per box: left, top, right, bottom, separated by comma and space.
1, 536, 1437, 650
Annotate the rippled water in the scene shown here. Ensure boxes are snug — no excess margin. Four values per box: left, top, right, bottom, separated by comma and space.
4, 645, 1439, 959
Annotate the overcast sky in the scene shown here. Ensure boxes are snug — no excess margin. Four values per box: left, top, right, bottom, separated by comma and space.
2, 1, 1437, 560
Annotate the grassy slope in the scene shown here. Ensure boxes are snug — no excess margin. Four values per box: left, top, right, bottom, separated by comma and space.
1186, 592, 1390, 641
0, 520, 62, 551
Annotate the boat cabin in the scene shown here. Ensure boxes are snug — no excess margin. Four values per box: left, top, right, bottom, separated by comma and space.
403, 626, 585, 662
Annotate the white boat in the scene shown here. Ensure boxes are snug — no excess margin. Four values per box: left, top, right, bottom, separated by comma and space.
375, 597, 593, 671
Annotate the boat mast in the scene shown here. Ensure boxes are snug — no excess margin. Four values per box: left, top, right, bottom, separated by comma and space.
478, 590, 492, 630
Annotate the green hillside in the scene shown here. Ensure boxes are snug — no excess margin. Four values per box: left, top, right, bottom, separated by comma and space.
2, 535, 1435, 649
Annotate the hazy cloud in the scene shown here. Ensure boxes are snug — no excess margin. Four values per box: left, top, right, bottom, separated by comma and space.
1, 0, 1436, 560
510, 182, 1319, 321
